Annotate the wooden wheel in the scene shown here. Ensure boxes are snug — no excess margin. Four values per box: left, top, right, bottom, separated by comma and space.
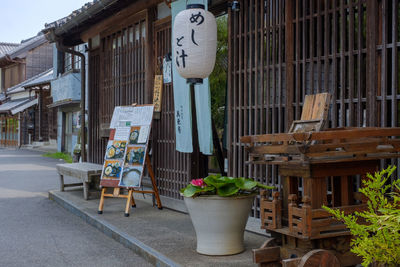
298, 249, 340, 267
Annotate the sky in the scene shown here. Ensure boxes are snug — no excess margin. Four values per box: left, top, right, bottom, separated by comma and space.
0, 0, 90, 44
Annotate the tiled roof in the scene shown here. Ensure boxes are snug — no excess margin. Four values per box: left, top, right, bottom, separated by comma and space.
0, 98, 31, 114
23, 69, 54, 88
0, 42, 19, 57
44, 1, 99, 29
2, 34, 47, 59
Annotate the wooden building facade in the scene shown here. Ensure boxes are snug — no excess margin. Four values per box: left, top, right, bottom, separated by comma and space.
227, 0, 400, 218
44, 0, 400, 219
0, 35, 53, 147
85, 6, 195, 201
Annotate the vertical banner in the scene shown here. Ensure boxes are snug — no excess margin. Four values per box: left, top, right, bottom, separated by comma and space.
171, 0, 213, 155
172, 0, 193, 153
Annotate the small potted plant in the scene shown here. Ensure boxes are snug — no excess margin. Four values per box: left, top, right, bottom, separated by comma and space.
181, 174, 273, 255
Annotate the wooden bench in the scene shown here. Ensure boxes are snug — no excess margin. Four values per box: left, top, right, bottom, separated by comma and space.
56, 163, 103, 200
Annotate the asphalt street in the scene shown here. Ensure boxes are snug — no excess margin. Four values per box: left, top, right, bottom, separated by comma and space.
0, 148, 152, 267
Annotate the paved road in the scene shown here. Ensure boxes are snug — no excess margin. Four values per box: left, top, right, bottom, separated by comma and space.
0, 148, 152, 267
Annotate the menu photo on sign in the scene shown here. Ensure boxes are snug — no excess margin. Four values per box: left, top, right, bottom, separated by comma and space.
100, 105, 154, 189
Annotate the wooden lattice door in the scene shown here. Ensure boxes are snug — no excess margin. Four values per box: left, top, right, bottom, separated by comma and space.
152, 17, 192, 200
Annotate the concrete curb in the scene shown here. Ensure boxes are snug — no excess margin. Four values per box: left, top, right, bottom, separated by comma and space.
49, 190, 182, 267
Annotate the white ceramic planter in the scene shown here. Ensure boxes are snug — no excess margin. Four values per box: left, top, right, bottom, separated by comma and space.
184, 194, 255, 255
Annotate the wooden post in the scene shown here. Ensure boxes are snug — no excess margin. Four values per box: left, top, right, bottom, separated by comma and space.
288, 194, 297, 232
189, 83, 206, 179
272, 191, 282, 229
285, 0, 295, 130
302, 196, 312, 237
124, 189, 133, 217
145, 8, 156, 104
145, 154, 162, 209
98, 188, 106, 214
366, 0, 378, 126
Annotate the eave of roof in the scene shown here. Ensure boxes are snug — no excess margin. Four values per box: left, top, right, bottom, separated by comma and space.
0, 97, 31, 114
6, 68, 53, 94
0, 42, 19, 57
43, 0, 121, 46
23, 69, 54, 89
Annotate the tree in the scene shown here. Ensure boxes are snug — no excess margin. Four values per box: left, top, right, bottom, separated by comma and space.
209, 15, 228, 131
323, 166, 400, 267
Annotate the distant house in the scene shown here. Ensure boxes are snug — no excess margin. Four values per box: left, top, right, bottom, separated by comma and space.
0, 34, 53, 146
0, 42, 19, 94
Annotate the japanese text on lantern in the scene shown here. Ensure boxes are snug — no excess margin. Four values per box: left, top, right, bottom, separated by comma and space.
175, 11, 205, 68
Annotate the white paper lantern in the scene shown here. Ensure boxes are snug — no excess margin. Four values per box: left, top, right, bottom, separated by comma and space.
173, 4, 217, 84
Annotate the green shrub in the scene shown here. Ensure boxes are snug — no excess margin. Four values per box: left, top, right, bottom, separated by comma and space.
42, 152, 73, 163
323, 166, 400, 267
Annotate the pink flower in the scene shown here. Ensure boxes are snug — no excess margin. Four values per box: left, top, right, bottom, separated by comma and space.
191, 179, 205, 187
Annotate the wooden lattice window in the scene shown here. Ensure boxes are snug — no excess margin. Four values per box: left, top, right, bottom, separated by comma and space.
100, 15, 147, 128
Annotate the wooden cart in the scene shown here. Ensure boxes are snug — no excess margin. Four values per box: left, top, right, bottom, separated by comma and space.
241, 127, 400, 266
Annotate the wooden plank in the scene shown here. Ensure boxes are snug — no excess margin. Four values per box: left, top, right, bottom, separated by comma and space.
311, 217, 345, 228
311, 204, 367, 218
303, 177, 327, 208
282, 258, 301, 267
247, 144, 301, 155
311, 93, 331, 122
253, 246, 280, 264
300, 94, 315, 120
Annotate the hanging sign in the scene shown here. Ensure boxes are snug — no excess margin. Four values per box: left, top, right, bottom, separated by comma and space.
163, 57, 172, 84
100, 105, 154, 189
153, 75, 163, 113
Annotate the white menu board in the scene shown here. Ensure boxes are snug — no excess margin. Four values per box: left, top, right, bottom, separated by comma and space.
100, 105, 154, 188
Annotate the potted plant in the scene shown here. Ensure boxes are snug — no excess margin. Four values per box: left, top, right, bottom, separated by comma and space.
181, 174, 273, 255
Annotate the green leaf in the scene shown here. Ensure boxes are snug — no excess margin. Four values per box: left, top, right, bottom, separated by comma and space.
182, 184, 202, 197
235, 177, 257, 190
217, 183, 239, 196
256, 182, 275, 190
204, 176, 228, 188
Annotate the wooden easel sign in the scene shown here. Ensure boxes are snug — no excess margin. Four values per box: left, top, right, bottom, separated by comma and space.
98, 104, 162, 216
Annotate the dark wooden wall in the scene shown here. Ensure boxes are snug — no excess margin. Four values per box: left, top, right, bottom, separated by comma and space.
88, 48, 104, 163
227, 0, 400, 218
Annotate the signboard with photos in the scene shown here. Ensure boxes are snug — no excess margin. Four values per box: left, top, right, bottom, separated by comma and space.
100, 104, 154, 189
